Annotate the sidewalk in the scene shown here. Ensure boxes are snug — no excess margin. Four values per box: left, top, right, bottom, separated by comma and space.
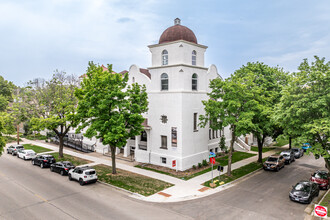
15, 139, 287, 203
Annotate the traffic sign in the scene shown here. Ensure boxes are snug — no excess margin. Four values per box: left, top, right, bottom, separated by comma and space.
210, 157, 216, 164
209, 152, 216, 158
314, 205, 327, 218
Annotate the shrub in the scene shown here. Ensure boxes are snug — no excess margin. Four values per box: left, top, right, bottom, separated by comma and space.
192, 165, 196, 169
202, 159, 208, 167
219, 135, 227, 152
198, 163, 202, 168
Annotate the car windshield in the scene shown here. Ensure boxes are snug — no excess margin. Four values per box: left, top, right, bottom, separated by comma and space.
294, 183, 311, 192
292, 149, 298, 152
267, 157, 278, 162
313, 172, 328, 179
282, 154, 289, 157
85, 171, 96, 175
17, 146, 24, 149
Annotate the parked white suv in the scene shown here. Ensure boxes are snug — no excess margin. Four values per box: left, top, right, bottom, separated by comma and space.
17, 149, 36, 160
68, 166, 98, 186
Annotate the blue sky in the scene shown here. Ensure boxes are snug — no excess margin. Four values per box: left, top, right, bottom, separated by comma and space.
1, 0, 330, 86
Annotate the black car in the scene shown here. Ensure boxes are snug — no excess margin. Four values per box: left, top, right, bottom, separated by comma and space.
289, 181, 319, 204
31, 155, 56, 168
280, 150, 295, 164
50, 161, 75, 175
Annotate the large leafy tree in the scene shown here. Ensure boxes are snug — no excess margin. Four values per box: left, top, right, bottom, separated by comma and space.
232, 62, 287, 162
201, 77, 254, 176
0, 75, 15, 155
30, 71, 79, 158
74, 62, 148, 174
276, 56, 330, 169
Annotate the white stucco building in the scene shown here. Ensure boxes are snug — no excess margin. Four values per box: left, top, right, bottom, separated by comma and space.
122, 18, 227, 171
76, 18, 252, 171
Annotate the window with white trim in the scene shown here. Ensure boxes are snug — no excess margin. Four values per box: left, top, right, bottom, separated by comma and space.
192, 73, 198, 91
161, 73, 168, 91
192, 50, 196, 65
162, 50, 168, 65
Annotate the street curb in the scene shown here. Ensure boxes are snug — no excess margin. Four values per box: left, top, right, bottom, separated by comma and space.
304, 189, 329, 217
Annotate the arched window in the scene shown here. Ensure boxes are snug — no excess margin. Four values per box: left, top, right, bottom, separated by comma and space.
192, 73, 198, 90
162, 50, 168, 65
161, 73, 168, 91
132, 77, 135, 83
192, 50, 197, 65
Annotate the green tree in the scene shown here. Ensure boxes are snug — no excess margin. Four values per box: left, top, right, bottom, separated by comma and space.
200, 77, 253, 176
74, 62, 148, 174
232, 62, 288, 163
0, 75, 15, 112
275, 56, 330, 169
30, 71, 79, 158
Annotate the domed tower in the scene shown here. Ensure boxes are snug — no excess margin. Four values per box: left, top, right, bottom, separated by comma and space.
133, 18, 220, 171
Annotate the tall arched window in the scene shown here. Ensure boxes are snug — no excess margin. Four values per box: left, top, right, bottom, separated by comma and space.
162, 50, 168, 65
192, 73, 198, 91
192, 50, 197, 65
161, 73, 168, 91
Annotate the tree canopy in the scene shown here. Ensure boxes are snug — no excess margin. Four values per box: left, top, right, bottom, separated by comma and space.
30, 71, 79, 157
275, 56, 330, 169
74, 62, 148, 174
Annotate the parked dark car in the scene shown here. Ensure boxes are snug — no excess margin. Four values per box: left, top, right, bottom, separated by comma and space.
263, 155, 286, 171
289, 181, 319, 204
31, 155, 56, 168
291, 148, 304, 158
280, 150, 295, 164
310, 170, 330, 190
50, 161, 75, 175
7, 145, 24, 156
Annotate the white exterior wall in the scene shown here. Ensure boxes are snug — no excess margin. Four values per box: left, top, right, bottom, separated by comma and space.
130, 38, 226, 171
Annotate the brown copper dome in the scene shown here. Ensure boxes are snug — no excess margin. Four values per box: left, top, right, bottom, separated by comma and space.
159, 18, 197, 44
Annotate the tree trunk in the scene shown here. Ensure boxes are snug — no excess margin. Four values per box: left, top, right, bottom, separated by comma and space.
289, 136, 292, 149
110, 146, 117, 174
257, 135, 265, 163
16, 124, 20, 145
227, 127, 236, 176
325, 158, 330, 173
59, 135, 64, 158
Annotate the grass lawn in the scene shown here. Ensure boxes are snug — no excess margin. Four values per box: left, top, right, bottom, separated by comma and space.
21, 134, 48, 140
215, 151, 255, 166
250, 146, 275, 153
94, 164, 173, 196
135, 151, 256, 181
204, 158, 267, 188
49, 152, 92, 166
274, 139, 289, 147
3, 136, 21, 143
23, 144, 52, 153
320, 190, 330, 217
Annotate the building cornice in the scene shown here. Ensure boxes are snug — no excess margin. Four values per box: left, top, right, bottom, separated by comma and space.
148, 40, 208, 49
148, 63, 208, 70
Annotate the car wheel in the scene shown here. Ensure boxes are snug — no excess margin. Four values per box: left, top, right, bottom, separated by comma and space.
276, 167, 279, 172
50, 167, 54, 172
24, 156, 26, 160
316, 191, 319, 197
68, 174, 72, 181
11, 152, 15, 156
40, 163, 44, 169
60, 170, 64, 176
308, 197, 312, 204
288, 160, 291, 165
32, 160, 35, 165
7, 150, 9, 154
79, 178, 84, 186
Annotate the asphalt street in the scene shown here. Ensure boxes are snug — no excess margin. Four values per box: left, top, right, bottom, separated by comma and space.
0, 150, 326, 220
162, 153, 326, 220
0, 153, 192, 220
